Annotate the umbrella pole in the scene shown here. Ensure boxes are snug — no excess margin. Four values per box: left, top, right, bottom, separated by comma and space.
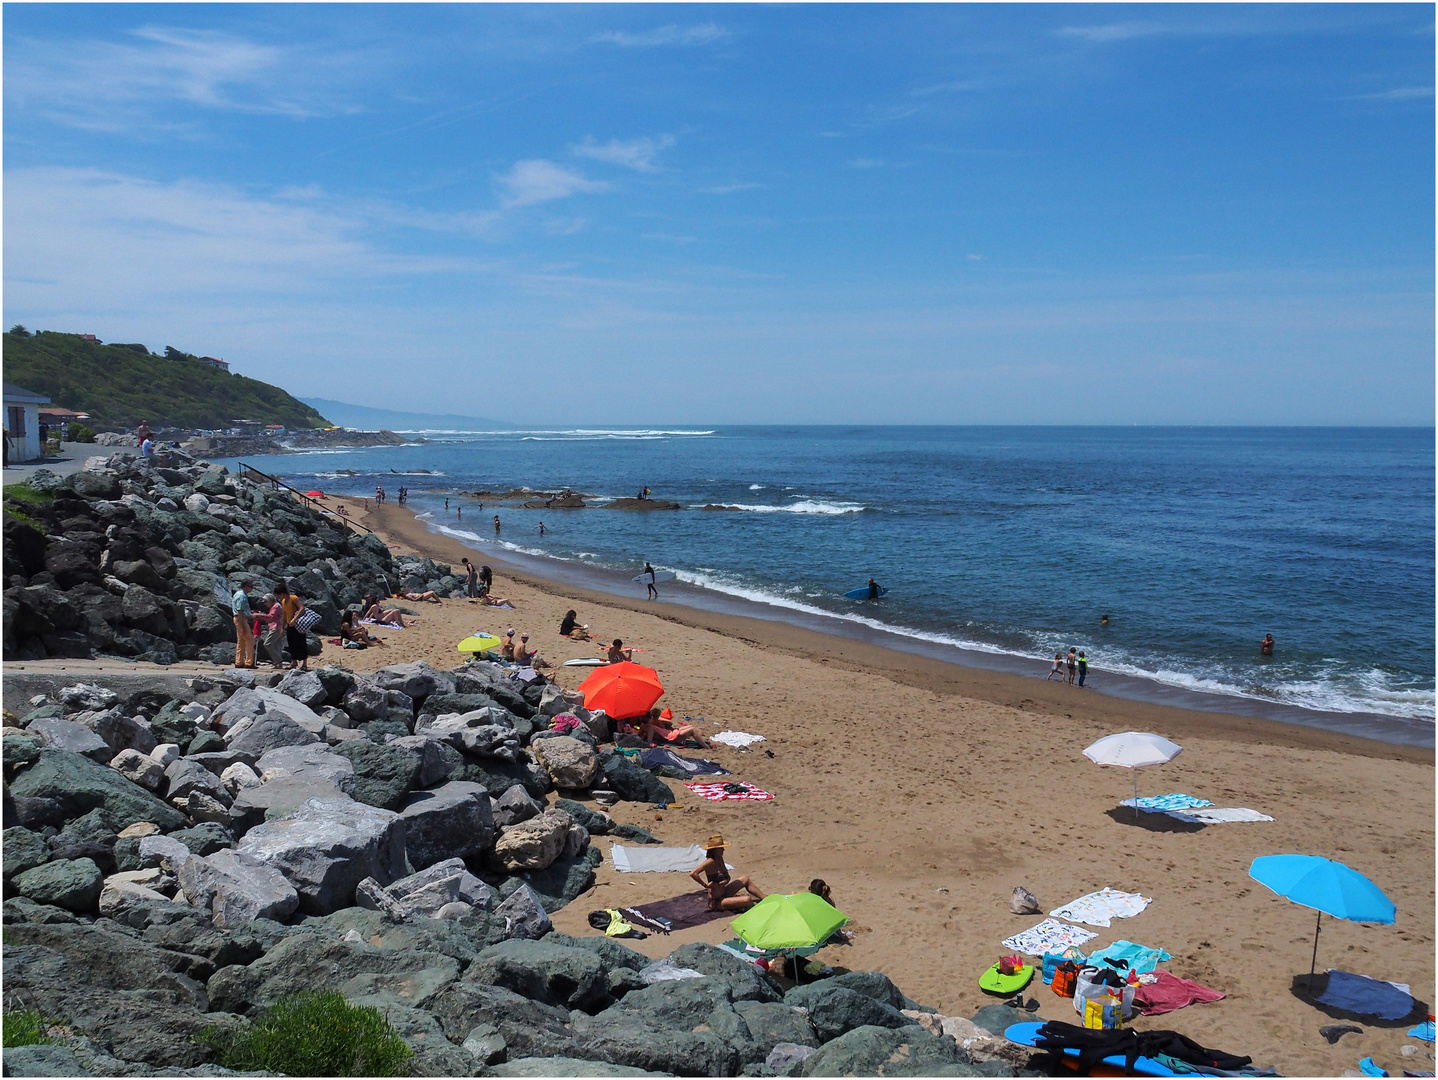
1133, 771, 1139, 821
1309, 911, 1322, 988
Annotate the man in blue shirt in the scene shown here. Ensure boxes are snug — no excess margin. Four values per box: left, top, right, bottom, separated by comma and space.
232, 579, 256, 668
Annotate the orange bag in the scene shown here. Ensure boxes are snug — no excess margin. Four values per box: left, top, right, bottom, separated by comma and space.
1052, 960, 1079, 998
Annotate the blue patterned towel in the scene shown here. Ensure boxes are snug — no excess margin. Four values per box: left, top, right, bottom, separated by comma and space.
1120, 793, 1213, 812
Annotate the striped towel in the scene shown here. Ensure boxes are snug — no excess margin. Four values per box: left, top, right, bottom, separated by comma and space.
687, 782, 775, 802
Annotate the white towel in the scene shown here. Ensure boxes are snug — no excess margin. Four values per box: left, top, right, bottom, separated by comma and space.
710, 731, 765, 747
1002, 918, 1097, 957
1050, 888, 1151, 928
610, 844, 736, 874
1167, 807, 1273, 824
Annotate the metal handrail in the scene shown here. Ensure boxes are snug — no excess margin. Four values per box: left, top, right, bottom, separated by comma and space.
236, 460, 378, 536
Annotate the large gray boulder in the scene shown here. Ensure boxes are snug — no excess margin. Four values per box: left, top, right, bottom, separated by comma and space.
492, 808, 576, 872
89, 710, 158, 756
429, 981, 576, 1060
26, 717, 113, 763
567, 1007, 740, 1076
601, 753, 675, 804
229, 775, 350, 833
3, 827, 52, 879
496, 784, 545, 827
58, 683, 120, 711
375, 660, 455, 702
784, 983, 911, 1043
800, 1024, 978, 1077
256, 743, 357, 795
531, 736, 599, 789
397, 781, 494, 868
332, 738, 423, 810
163, 758, 231, 806
340, 680, 388, 722
13, 858, 104, 912
467, 938, 610, 1012
363, 858, 493, 919
224, 713, 321, 756
109, 747, 164, 791
176, 848, 299, 928
236, 796, 406, 914
493, 883, 552, 939
9, 748, 187, 831
490, 1058, 665, 1077
275, 669, 328, 709
389, 734, 455, 787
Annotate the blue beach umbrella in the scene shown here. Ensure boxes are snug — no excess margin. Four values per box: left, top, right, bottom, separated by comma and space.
1249, 855, 1396, 982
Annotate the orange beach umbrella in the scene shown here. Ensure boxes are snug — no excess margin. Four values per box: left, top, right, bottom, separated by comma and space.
578, 661, 664, 720
305, 490, 326, 498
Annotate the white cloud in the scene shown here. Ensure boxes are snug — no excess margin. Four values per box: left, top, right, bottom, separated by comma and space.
1347, 86, 1434, 101
495, 160, 608, 209
592, 23, 729, 48
572, 135, 675, 172
1056, 22, 1161, 43
699, 182, 762, 195
5, 25, 359, 132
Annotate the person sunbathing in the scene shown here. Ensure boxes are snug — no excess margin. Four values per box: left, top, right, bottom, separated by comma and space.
399, 589, 442, 603
607, 638, 633, 664
513, 632, 550, 669
639, 707, 711, 748
690, 834, 765, 912
339, 610, 386, 647
360, 595, 409, 627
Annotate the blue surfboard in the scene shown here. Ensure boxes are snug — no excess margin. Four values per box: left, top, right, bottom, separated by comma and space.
845, 586, 888, 600
1003, 1023, 1222, 1077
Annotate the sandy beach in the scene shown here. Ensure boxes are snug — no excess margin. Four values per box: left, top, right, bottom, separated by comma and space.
326, 501, 1435, 1076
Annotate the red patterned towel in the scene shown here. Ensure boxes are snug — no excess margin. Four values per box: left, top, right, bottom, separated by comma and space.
687, 782, 775, 801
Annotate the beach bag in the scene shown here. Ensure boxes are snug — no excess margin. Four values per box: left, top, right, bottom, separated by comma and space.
1042, 953, 1067, 985
1074, 967, 1136, 1019
998, 955, 1021, 977
1010, 886, 1041, 915
1052, 961, 1079, 998
294, 607, 321, 633
1082, 993, 1127, 1031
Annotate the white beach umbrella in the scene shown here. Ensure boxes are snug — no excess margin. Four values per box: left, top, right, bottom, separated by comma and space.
1083, 732, 1184, 818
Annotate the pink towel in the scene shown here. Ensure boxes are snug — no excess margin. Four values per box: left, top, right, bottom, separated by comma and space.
1134, 971, 1226, 1015
687, 782, 775, 802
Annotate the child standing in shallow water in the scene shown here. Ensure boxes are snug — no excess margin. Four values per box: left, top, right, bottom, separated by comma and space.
1066, 648, 1078, 684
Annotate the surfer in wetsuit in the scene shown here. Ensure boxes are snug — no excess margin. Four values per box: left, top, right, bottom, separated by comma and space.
867, 577, 881, 599
690, 835, 765, 912
644, 562, 659, 600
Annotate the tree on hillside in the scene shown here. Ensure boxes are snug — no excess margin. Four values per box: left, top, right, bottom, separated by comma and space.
9, 325, 29, 338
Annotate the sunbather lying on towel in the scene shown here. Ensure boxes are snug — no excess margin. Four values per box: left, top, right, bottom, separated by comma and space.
339, 610, 387, 647
361, 596, 410, 627
638, 707, 713, 748
690, 834, 765, 912
398, 590, 442, 603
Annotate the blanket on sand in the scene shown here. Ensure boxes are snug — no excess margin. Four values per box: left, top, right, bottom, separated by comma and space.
1050, 888, 1151, 928
611, 844, 734, 874
688, 781, 775, 801
1133, 971, 1226, 1015
1121, 794, 1213, 812
1166, 807, 1273, 824
1002, 918, 1098, 957
623, 891, 732, 933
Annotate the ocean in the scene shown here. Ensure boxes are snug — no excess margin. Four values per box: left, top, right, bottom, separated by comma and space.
225, 426, 1435, 745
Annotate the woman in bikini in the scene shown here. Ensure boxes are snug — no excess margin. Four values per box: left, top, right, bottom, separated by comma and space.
689, 835, 766, 912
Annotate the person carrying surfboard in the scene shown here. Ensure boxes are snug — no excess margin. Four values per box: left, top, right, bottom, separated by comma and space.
867, 577, 881, 600
644, 562, 659, 600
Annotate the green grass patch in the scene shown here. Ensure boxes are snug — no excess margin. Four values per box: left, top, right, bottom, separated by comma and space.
3, 1010, 53, 1048
2, 483, 55, 504
199, 992, 410, 1077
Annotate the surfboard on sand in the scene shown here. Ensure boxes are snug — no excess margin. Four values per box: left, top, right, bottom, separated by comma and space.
632, 570, 677, 583
563, 657, 607, 668
1003, 1023, 1214, 1077
845, 586, 888, 600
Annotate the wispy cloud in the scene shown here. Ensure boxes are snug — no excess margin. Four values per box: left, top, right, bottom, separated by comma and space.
847, 158, 899, 170
572, 135, 675, 172
5, 25, 361, 132
592, 23, 729, 48
699, 182, 762, 195
495, 160, 608, 209
1056, 22, 1164, 43
1346, 86, 1434, 101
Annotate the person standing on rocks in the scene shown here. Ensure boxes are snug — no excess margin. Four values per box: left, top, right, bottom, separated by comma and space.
232, 579, 256, 668
275, 581, 310, 672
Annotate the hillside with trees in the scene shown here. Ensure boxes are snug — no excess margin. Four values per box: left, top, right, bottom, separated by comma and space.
3, 329, 330, 431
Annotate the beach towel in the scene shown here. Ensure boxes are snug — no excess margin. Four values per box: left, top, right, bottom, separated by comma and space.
1002, 918, 1098, 957
1050, 888, 1152, 928
1133, 971, 1226, 1015
1316, 970, 1420, 1022
624, 891, 730, 933
688, 781, 775, 801
610, 844, 734, 874
1360, 1058, 1389, 1077
1166, 807, 1273, 824
1120, 794, 1213, 812
710, 731, 766, 748
1087, 940, 1173, 975
640, 746, 728, 776
1408, 1020, 1435, 1043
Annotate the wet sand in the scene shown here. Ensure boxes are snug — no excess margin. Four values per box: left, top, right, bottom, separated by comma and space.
339, 501, 1434, 1076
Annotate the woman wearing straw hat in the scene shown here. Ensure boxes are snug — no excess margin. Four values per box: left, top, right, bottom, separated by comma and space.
690, 835, 766, 912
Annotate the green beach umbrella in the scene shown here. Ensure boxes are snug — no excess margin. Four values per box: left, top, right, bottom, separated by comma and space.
731, 893, 848, 950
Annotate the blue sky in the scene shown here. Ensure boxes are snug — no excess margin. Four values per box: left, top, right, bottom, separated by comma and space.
4, 4, 1433, 424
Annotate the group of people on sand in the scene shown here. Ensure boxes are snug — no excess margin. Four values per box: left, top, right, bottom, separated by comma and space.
1047, 647, 1088, 686
231, 579, 312, 670
462, 558, 512, 607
